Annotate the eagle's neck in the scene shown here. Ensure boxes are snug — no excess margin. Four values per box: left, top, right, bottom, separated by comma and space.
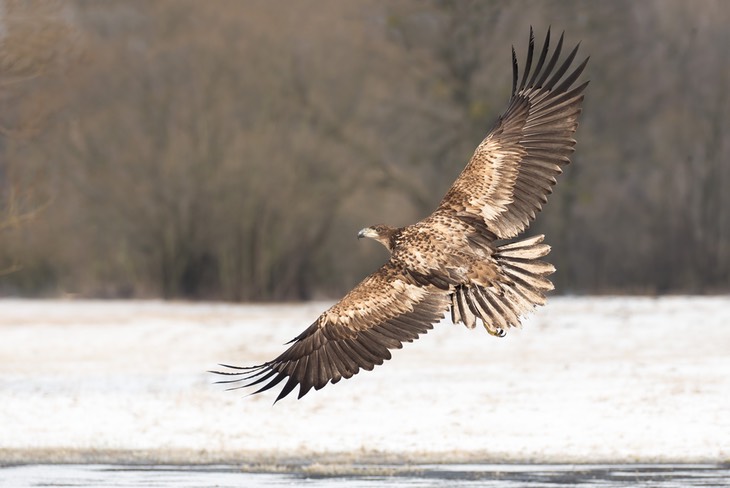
378, 227, 399, 252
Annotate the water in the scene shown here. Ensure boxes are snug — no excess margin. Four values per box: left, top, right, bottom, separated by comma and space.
1, 464, 729, 487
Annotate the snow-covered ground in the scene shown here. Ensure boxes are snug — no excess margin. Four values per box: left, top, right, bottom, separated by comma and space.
0, 297, 728, 465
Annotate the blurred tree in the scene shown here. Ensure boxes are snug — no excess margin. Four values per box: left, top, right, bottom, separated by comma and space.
0, 0, 83, 282
0, 0, 728, 299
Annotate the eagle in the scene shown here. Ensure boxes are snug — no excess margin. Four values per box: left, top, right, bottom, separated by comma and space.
213, 28, 589, 402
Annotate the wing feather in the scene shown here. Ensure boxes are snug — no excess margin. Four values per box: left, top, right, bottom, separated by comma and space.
371, 323, 407, 345
212, 262, 448, 401
535, 31, 564, 88
437, 27, 588, 239
517, 27, 535, 93
328, 341, 356, 379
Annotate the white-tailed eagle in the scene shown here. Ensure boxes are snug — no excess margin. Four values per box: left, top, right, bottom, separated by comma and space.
213, 28, 589, 401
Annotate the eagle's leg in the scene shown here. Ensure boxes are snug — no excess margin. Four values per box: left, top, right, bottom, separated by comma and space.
469, 286, 507, 337
478, 314, 505, 337
451, 286, 507, 337
485, 324, 506, 337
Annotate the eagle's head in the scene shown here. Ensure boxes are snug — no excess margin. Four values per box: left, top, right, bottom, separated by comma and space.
358, 224, 398, 252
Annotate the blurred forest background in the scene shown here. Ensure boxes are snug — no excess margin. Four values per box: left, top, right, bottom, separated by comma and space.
0, 0, 728, 301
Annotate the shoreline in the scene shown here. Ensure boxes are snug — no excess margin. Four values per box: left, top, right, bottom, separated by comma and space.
2, 448, 729, 467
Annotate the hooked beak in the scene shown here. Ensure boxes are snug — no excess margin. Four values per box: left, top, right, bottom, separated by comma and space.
357, 227, 375, 239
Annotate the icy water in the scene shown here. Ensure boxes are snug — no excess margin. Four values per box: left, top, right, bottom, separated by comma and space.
1, 464, 729, 487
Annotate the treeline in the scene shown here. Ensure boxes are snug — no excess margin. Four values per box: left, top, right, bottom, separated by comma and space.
0, 0, 728, 300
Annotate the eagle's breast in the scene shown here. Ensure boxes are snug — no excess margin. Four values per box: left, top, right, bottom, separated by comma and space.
392, 212, 496, 283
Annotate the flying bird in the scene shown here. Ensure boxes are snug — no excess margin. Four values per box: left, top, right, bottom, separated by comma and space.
213, 28, 589, 402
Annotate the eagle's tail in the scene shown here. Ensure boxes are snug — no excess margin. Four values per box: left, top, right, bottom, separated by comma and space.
450, 235, 555, 336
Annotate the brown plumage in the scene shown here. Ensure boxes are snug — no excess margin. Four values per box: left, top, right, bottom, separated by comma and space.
212, 28, 589, 402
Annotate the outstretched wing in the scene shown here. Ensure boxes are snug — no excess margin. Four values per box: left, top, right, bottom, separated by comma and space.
212, 262, 449, 402
438, 27, 589, 239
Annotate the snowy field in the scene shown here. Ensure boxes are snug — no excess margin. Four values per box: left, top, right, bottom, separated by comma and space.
0, 297, 729, 467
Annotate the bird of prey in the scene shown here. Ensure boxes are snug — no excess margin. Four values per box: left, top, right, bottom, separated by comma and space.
213, 28, 589, 402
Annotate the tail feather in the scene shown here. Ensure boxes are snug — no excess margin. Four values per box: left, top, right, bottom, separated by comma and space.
449, 234, 555, 336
